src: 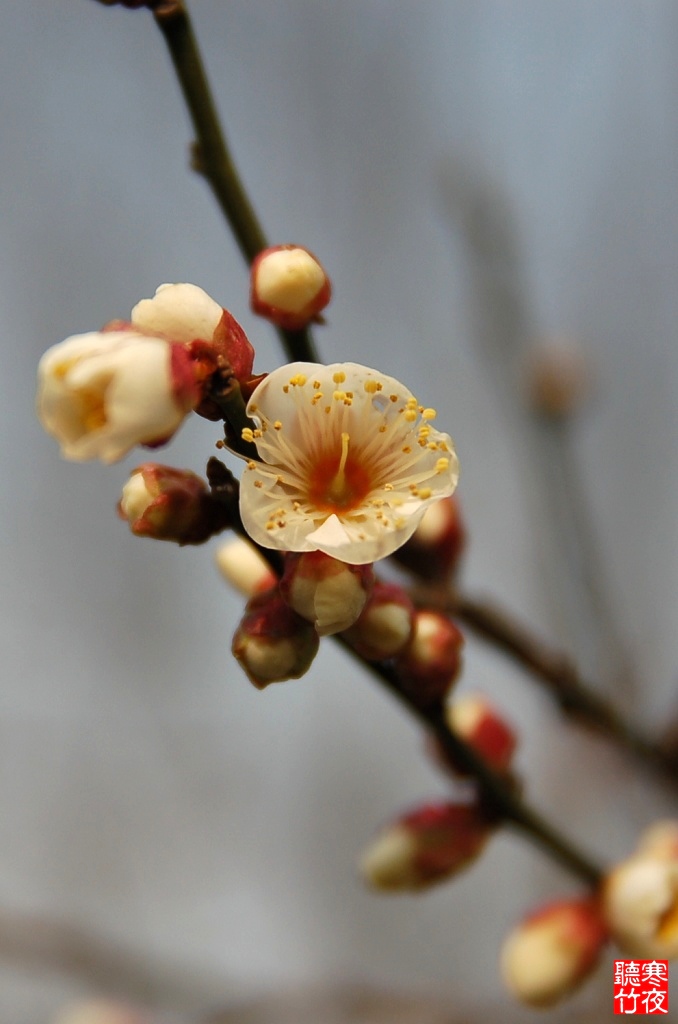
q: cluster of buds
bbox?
[360,800,495,892]
[602,818,678,959]
[250,245,331,330]
[501,818,678,1008]
[36,283,254,464]
[219,543,376,689]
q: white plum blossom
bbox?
[37,329,198,464]
[237,362,459,564]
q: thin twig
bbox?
[412,583,677,784]
[152,1,318,364]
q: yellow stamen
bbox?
[418,488,432,500]
[436,458,449,473]
[333,371,346,384]
[274,420,282,430]
[241,427,254,443]
[422,408,437,420]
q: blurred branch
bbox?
[439,160,636,700]
[0,906,230,1010]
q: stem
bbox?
[152,1,318,364]
[414,583,677,785]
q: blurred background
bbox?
[2,1,678,1021]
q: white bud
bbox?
[604,855,678,958]
[501,900,606,1008]
[215,538,277,597]
[131,282,223,344]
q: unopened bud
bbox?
[52,1000,149,1024]
[501,898,607,1008]
[132,282,255,389]
[392,496,466,582]
[118,463,221,544]
[280,551,374,636]
[447,693,516,775]
[215,537,277,597]
[637,819,678,861]
[232,590,319,690]
[250,245,331,330]
[342,582,414,660]
[395,611,464,709]
[525,338,591,419]
[360,801,493,892]
[603,854,678,958]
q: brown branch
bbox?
[412,583,678,784]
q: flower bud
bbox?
[342,582,414,660]
[232,590,319,690]
[500,898,607,1008]
[395,611,464,709]
[52,1000,149,1024]
[525,338,591,419]
[447,693,516,775]
[250,245,331,330]
[360,801,493,892]
[132,282,254,385]
[280,551,374,636]
[118,463,220,544]
[37,328,200,464]
[603,854,678,958]
[637,819,678,861]
[391,496,466,582]
[215,537,278,597]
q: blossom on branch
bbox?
[37,328,199,463]
[237,362,459,564]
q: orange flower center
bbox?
[307,432,372,513]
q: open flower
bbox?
[37,328,199,463]
[238,362,459,564]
